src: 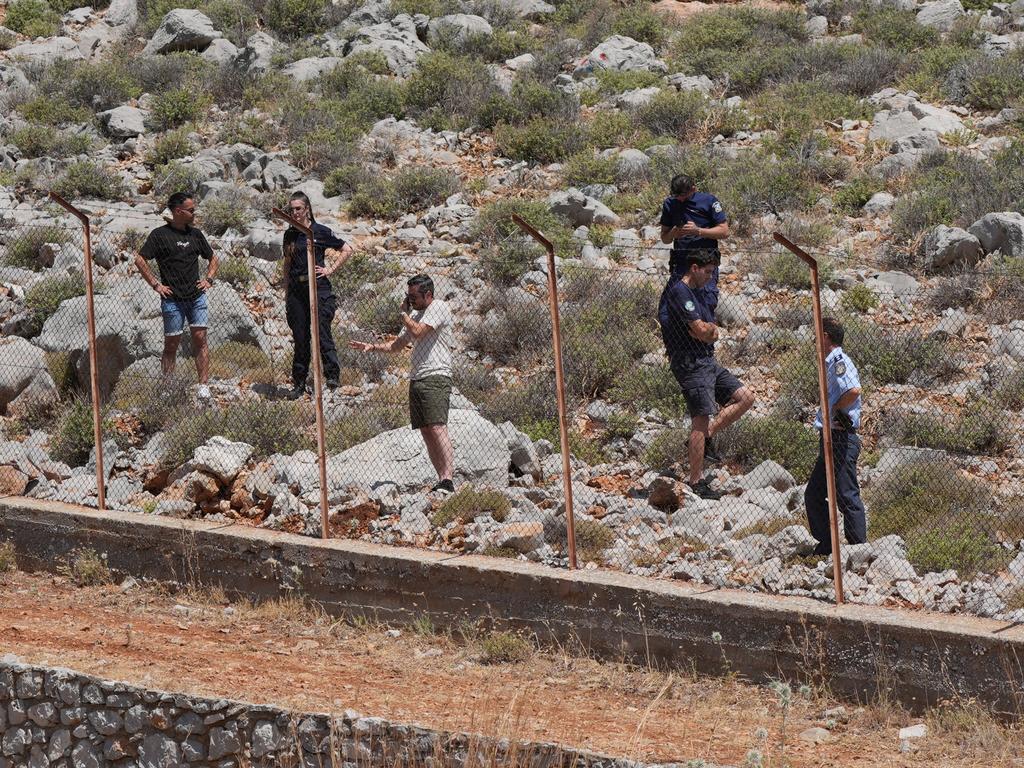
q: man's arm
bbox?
[663,221,730,242]
[687,318,719,344]
[400,313,433,340]
[835,388,861,411]
[198,252,218,291]
[350,336,408,353]
[134,254,173,297]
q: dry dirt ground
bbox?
[1,568,1023,767]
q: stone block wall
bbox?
[0,662,662,768]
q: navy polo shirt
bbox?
[660,192,728,308]
[284,221,346,285]
[658,276,715,361]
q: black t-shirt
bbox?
[139,224,213,301]
[284,222,346,287]
[658,275,716,361]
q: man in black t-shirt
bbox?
[134,192,219,399]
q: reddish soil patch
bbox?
[1,571,1020,766]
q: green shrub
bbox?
[264,0,329,39]
[471,199,574,283]
[329,250,400,301]
[200,188,253,235]
[714,152,818,228]
[325,396,405,453]
[610,4,671,47]
[404,51,498,131]
[585,110,638,150]
[160,400,309,469]
[868,460,1001,576]
[348,166,457,220]
[46,351,77,397]
[843,317,948,386]
[152,161,202,200]
[840,284,880,313]
[478,630,534,664]
[58,547,112,586]
[754,80,866,139]
[854,7,939,52]
[494,118,585,164]
[5,226,70,271]
[521,418,607,466]
[51,397,101,467]
[112,367,194,434]
[289,126,361,175]
[65,59,142,112]
[574,517,615,561]
[643,428,689,471]
[16,96,92,127]
[354,294,402,335]
[52,161,126,201]
[476,78,575,129]
[898,401,1008,456]
[718,415,819,482]
[478,238,546,287]
[5,0,59,37]
[433,485,512,527]
[24,273,87,337]
[452,361,500,406]
[215,257,255,289]
[957,50,1024,111]
[146,128,194,167]
[152,87,211,130]
[323,164,374,199]
[464,290,551,365]
[481,374,559,427]
[208,342,276,383]
[608,363,687,418]
[219,115,275,150]
[763,250,834,290]
[634,90,716,140]
[834,174,885,215]
[201,0,260,45]
[7,126,90,160]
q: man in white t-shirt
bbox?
[350,274,457,492]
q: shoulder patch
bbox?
[835,361,846,376]
[684,300,695,311]
[712,201,723,213]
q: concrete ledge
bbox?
[3,497,1024,715]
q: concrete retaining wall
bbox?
[3,498,1024,715]
[0,661,645,768]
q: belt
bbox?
[819,427,857,434]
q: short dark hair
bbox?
[822,317,845,346]
[167,192,192,210]
[684,250,718,273]
[670,174,696,196]
[407,274,434,296]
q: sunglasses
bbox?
[177,207,196,214]
[288,206,307,212]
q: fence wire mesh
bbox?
[2,203,1024,620]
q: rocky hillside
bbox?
[2,0,1024,620]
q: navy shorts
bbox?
[671,357,742,417]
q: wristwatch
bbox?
[205,275,215,284]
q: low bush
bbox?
[840,283,880,313]
[452,361,500,406]
[521,418,607,466]
[52,161,126,201]
[953,50,1024,112]
[322,164,374,199]
[843,317,948,386]
[152,87,211,130]
[478,630,533,664]
[608,363,687,418]
[57,547,112,587]
[7,125,90,160]
[112,367,194,434]
[433,485,512,527]
[464,290,551,365]
[562,151,618,187]
[46,352,77,397]
[215,256,255,289]
[574,517,615,561]
[5,0,59,37]
[263,0,330,40]
[833,175,885,215]
[593,68,663,95]
[16,97,91,127]
[146,128,194,167]
[219,115,275,150]
[634,90,735,141]
[354,294,402,335]
[0,541,15,575]
[325,394,406,453]
[64,58,142,112]
[50,397,101,467]
[868,460,1002,576]
[610,3,672,47]
[478,237,546,287]
[854,7,939,52]
[330,251,400,301]
[208,342,275,383]
[898,401,1008,456]
[404,51,499,131]
[480,373,559,427]
[24,273,87,338]
[718,415,819,482]
[494,118,586,164]
[152,161,202,201]
[160,400,309,469]
[4,226,70,271]
[200,188,253,235]
[349,166,459,220]
[642,428,689,471]
[762,250,835,290]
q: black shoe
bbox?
[431,479,455,493]
[687,479,723,501]
[287,384,306,400]
[325,377,339,389]
[703,436,721,464]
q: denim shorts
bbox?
[671,356,742,417]
[161,293,209,336]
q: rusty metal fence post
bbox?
[48,191,106,511]
[271,207,329,539]
[773,233,845,604]
[511,214,577,569]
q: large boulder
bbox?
[497,0,555,19]
[201,38,239,66]
[326,409,511,491]
[192,436,254,484]
[968,211,1024,257]
[235,32,280,75]
[916,0,965,31]
[8,37,85,64]
[921,225,983,270]
[142,10,222,55]
[868,110,931,143]
[427,14,493,44]
[98,106,147,139]
[908,102,965,135]
[577,35,667,76]
[282,56,345,83]
[345,15,430,78]
[0,338,56,414]
[547,188,620,227]
[106,0,139,27]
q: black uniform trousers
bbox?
[286,281,339,386]
[805,430,867,555]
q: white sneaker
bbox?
[197,384,211,400]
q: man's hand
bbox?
[401,296,411,314]
[155,283,174,298]
[349,341,373,352]
[834,409,854,431]
[196,278,212,292]
[678,221,700,237]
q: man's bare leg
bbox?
[191,327,209,384]
[161,335,181,376]
[708,386,755,439]
[689,415,710,485]
[420,424,454,481]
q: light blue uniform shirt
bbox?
[814,347,862,429]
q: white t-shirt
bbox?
[402,298,454,380]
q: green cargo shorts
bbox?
[409,375,452,429]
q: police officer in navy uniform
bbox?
[659,174,730,310]
[282,191,353,399]
[658,250,755,500]
[805,317,867,555]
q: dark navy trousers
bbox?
[286,284,340,386]
[805,430,867,555]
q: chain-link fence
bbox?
[2,201,1023,620]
